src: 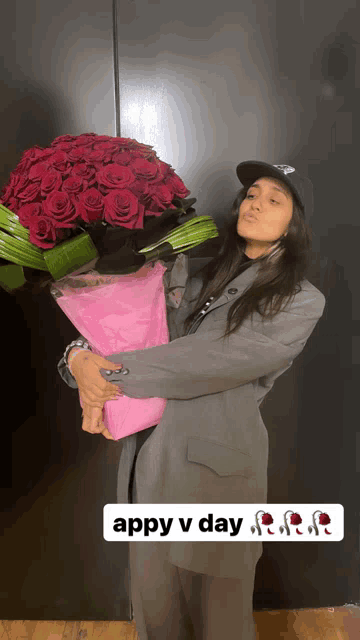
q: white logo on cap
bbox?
[273,164,295,174]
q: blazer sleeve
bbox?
[57,286,326,400]
[57,349,84,389]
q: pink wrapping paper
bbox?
[54,261,168,440]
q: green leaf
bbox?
[0,264,26,292]
[138,216,218,254]
[0,230,48,269]
[0,203,47,269]
[0,204,30,240]
[44,231,99,279]
[0,228,45,257]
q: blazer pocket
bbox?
[187,436,254,478]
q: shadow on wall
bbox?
[0,68,71,185]
[0,71,76,492]
[255,18,359,610]
[0,65,131,622]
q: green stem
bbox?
[139,216,217,254]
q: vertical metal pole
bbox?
[112,0,121,137]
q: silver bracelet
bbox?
[63,339,92,368]
[63,338,124,378]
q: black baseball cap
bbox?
[236,161,314,221]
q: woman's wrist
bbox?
[68,347,89,376]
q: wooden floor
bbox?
[1,607,360,639]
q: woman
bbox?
[57,161,326,640]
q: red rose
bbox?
[71,134,97,147]
[129,178,151,200]
[9,172,21,189]
[0,176,16,203]
[28,162,50,182]
[131,141,154,153]
[67,147,90,163]
[17,202,43,228]
[13,175,30,197]
[93,141,119,152]
[290,513,302,525]
[21,148,37,160]
[86,149,113,165]
[71,163,96,185]
[77,187,105,223]
[111,137,133,146]
[51,142,75,152]
[90,135,112,143]
[14,159,32,173]
[137,148,158,161]
[135,157,171,185]
[164,170,191,198]
[130,157,158,181]
[5,197,18,212]
[17,182,41,203]
[42,191,77,227]
[7,172,21,190]
[261,513,274,525]
[51,135,76,146]
[97,164,136,190]
[319,513,331,525]
[41,169,62,196]
[0,187,12,204]
[147,185,176,211]
[16,148,42,171]
[47,150,71,173]
[103,189,143,228]
[12,158,33,175]
[112,151,138,166]
[62,175,85,197]
[24,147,54,163]
[35,148,55,161]
[157,159,173,175]
[28,215,58,249]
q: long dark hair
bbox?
[183,185,313,342]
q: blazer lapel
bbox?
[186,261,260,334]
[204,262,260,312]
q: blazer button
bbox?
[228,288,238,294]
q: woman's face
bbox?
[237,176,294,258]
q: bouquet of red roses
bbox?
[0,133,218,440]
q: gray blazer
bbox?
[57,259,326,579]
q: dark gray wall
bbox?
[114,0,360,611]
[0,0,131,622]
[0,0,359,622]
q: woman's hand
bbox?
[70,350,121,440]
[81,402,115,439]
[70,349,123,407]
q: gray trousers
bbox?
[128,445,259,640]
